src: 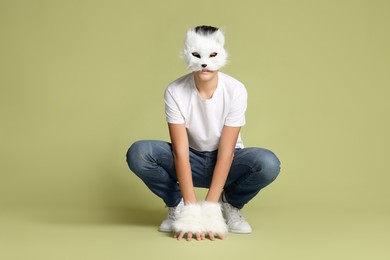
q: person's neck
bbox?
[194,73,219,100]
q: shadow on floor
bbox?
[27,206,167,227]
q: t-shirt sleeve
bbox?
[164,88,185,124]
[225,87,247,127]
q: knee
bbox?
[254,149,281,182]
[126,140,150,174]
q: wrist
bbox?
[183,194,198,205]
[205,188,223,203]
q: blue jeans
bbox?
[126,140,280,209]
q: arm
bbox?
[168,123,197,205]
[169,123,204,241]
[206,125,241,202]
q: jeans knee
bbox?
[255,149,281,182]
[126,141,148,174]
[265,151,280,182]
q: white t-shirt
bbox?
[164,72,247,152]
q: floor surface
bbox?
[1,204,389,260]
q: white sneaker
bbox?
[220,199,252,234]
[159,199,184,232]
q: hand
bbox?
[172,204,203,241]
[206,231,225,241]
[171,202,227,241]
[173,231,225,241]
[173,231,205,241]
[201,201,228,239]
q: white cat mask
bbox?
[182,28,228,71]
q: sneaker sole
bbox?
[229,228,252,234]
[159,227,173,233]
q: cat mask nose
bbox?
[201,64,207,68]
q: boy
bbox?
[126,25,280,241]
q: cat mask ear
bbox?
[213,29,225,46]
[182,27,228,71]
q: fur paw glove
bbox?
[172,202,228,236]
[172,204,203,234]
[201,201,228,235]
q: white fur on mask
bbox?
[182,28,228,71]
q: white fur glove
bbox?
[201,201,228,235]
[172,204,203,234]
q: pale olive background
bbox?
[1,0,389,259]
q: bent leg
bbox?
[126,140,182,207]
[224,148,281,209]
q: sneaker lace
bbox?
[224,203,245,225]
[167,207,178,221]
[166,199,183,221]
